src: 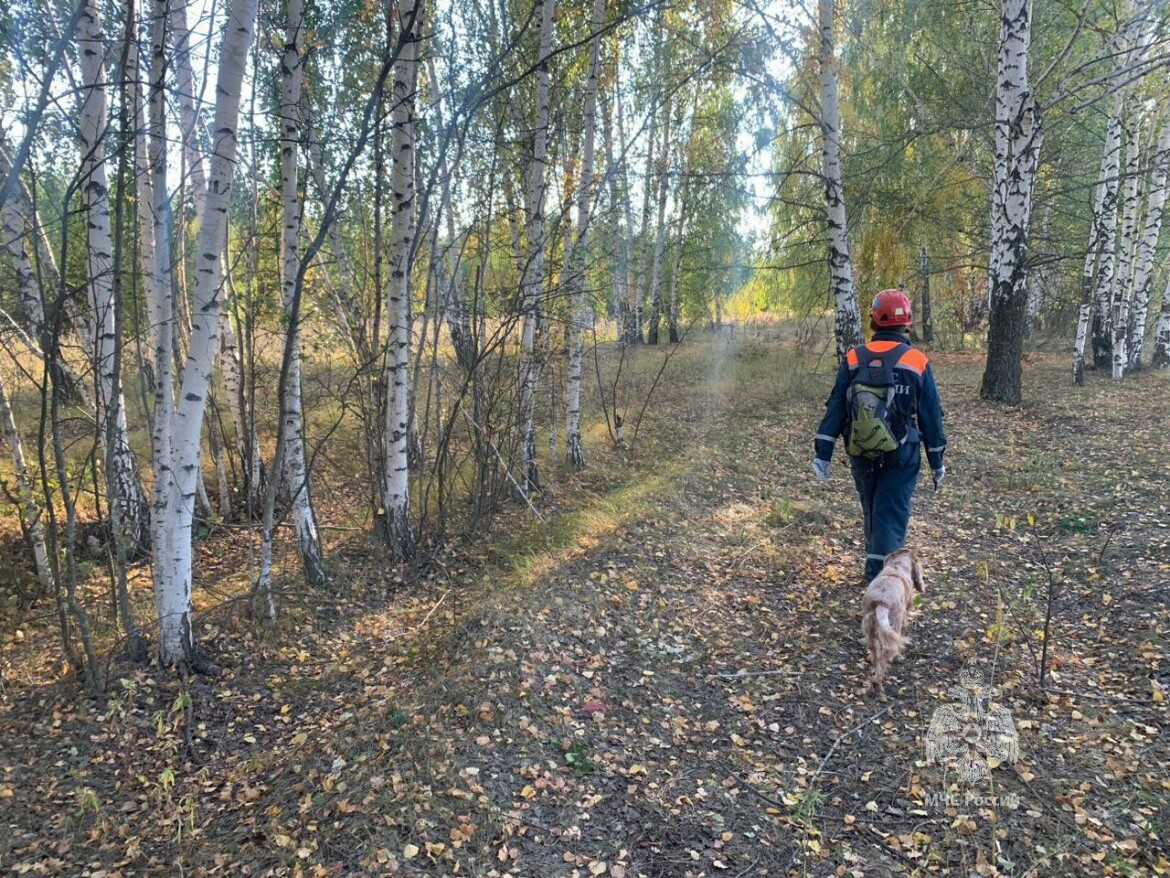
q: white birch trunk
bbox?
[980,0,1042,403]
[153,0,258,665]
[1074,104,1123,385]
[0,142,68,331]
[818,0,861,358]
[630,107,656,345]
[146,0,180,644]
[168,0,249,505]
[1127,121,1170,369]
[564,0,604,470]
[380,0,423,558]
[0,373,54,594]
[668,102,695,345]
[77,0,151,556]
[519,0,556,493]
[1111,119,1140,379]
[646,93,671,346]
[1152,274,1170,368]
[2,199,45,337]
[275,0,327,587]
[167,0,208,217]
[1092,100,1126,372]
[602,86,633,346]
[1026,203,1051,335]
[132,3,162,390]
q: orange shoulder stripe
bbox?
[866,340,903,353]
[896,348,929,374]
[846,348,859,367]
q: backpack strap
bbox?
[853,342,907,386]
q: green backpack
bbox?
[846,343,908,459]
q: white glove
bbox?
[932,465,946,491]
[813,459,831,482]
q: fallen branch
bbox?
[709,668,802,679]
[812,705,893,780]
[417,589,452,630]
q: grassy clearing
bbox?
[1,324,1168,877]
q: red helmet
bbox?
[870,289,913,327]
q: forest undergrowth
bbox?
[1,326,1168,877]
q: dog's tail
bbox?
[873,605,907,655]
[864,604,907,686]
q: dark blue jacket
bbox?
[814,330,947,470]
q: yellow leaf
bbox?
[403,844,419,859]
[520,785,536,799]
[590,862,607,876]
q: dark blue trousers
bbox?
[851,444,921,581]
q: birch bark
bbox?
[1111,118,1141,379]
[167,0,252,497]
[152,0,259,665]
[602,86,633,347]
[1127,120,1170,369]
[979,0,1042,403]
[818,0,861,358]
[519,0,556,493]
[276,0,327,586]
[919,246,935,344]
[646,95,671,346]
[666,183,688,344]
[380,0,424,558]
[564,0,605,470]
[630,107,656,345]
[1074,104,1122,385]
[77,0,151,556]
[1151,275,1170,368]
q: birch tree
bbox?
[380,0,423,559]
[1127,119,1170,369]
[630,96,657,345]
[818,0,861,358]
[564,0,605,470]
[151,0,259,665]
[1110,117,1141,378]
[1152,275,1170,368]
[603,85,636,347]
[167,0,253,502]
[979,0,1042,404]
[276,0,328,586]
[77,0,151,555]
[918,246,935,344]
[518,0,556,493]
[646,94,672,346]
[1074,103,1123,385]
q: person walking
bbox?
[813,289,947,582]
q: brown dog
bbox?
[861,548,924,689]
